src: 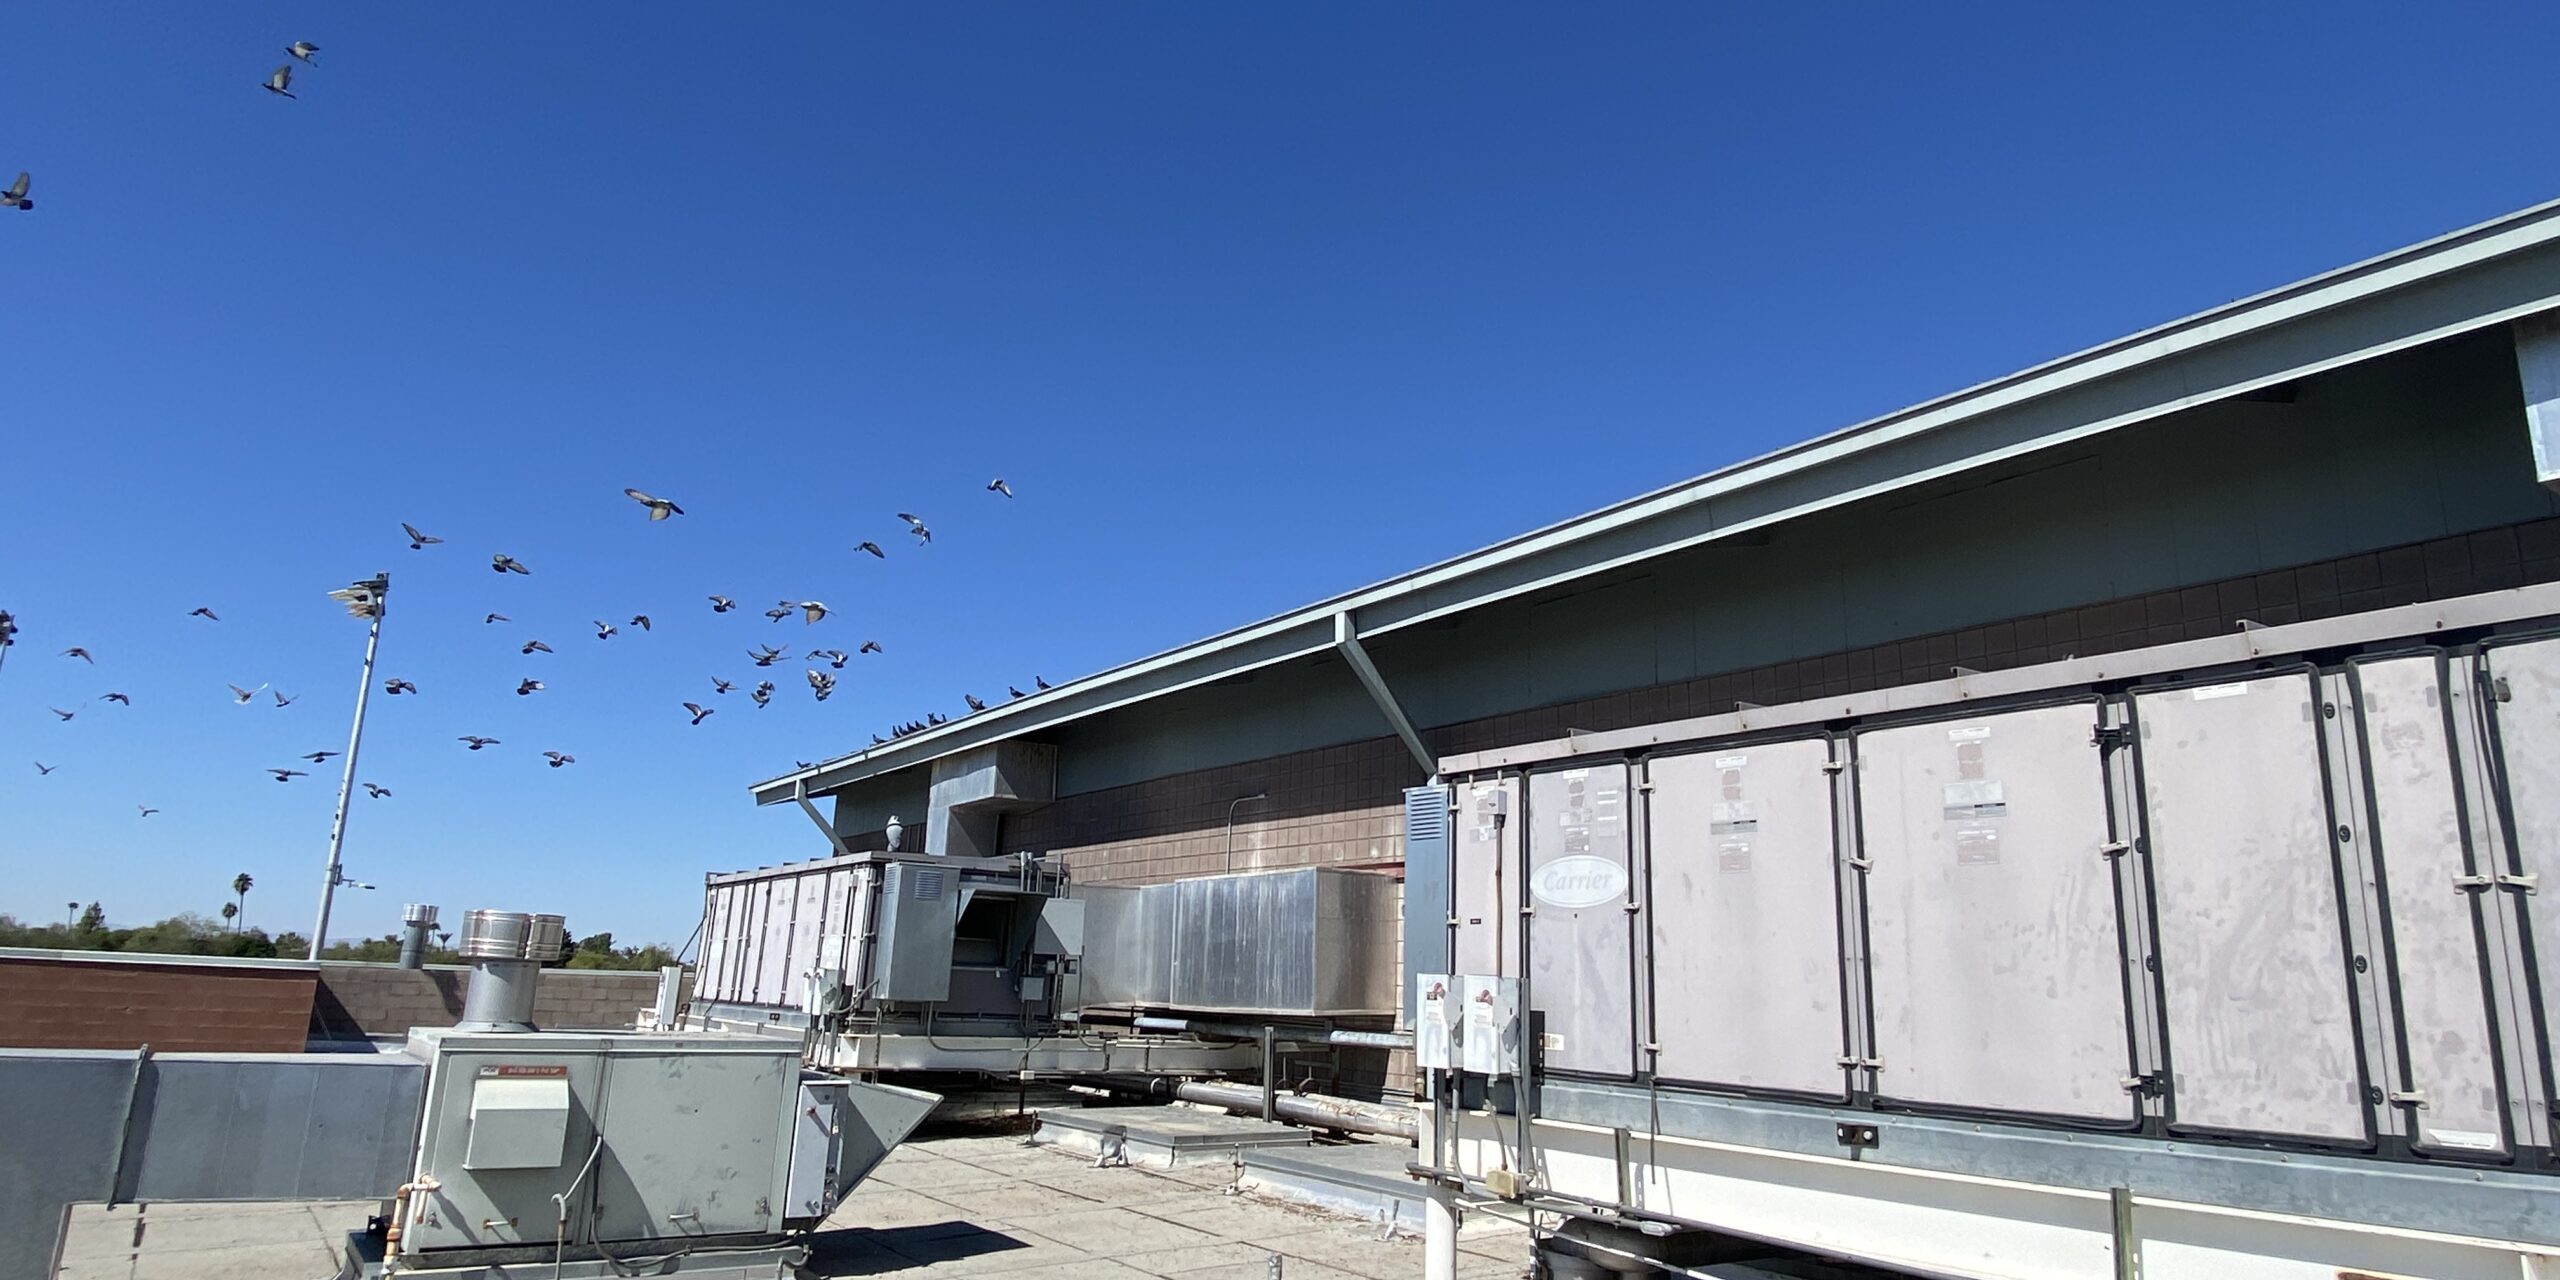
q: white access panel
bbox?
[1856,703,2134,1122]
[1453,778,1521,979]
[1645,741,1846,1095]
[2351,655,2509,1155]
[755,879,792,1005]
[739,882,773,1004]
[589,1047,796,1241]
[786,871,827,991]
[700,887,733,1002]
[821,867,855,984]
[2135,672,2367,1142]
[463,1073,570,1170]
[1528,764,1636,1077]
[2482,635,2560,1101]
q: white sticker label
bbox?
[1714,754,1749,770]
[2428,1128,2502,1151]
[1947,725,1992,742]
[1531,855,1628,908]
[2191,682,2251,701]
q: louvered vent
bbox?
[1405,786,1450,843]
[912,868,945,901]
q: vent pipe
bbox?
[455,909,566,1032]
[397,903,438,970]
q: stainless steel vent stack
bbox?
[397,903,439,970]
[455,909,567,1031]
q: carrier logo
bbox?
[1532,855,1627,908]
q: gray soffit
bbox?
[757,196,2560,803]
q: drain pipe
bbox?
[1090,1074,1417,1141]
[1100,1013,1413,1052]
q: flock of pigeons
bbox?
[12,479,1045,814]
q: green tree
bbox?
[220,902,239,929]
[76,903,105,934]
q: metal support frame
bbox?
[1335,611,1436,778]
[793,779,852,857]
[311,574,388,958]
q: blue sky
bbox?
[4,3,2557,946]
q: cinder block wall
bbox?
[313,963,669,1038]
[0,954,318,1052]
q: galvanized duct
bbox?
[454,910,567,1032]
[1089,1074,1417,1141]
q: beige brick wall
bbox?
[313,963,668,1037]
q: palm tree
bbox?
[221,902,239,929]
[66,901,79,928]
[232,873,254,931]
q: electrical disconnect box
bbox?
[1458,975,1520,1077]
[875,861,958,1002]
[1415,973,1456,1072]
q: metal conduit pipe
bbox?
[1089,1074,1418,1141]
[1116,1014,1412,1051]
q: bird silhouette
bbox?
[749,645,784,667]
[491,555,530,575]
[593,621,618,640]
[268,768,308,782]
[712,677,735,694]
[262,64,296,98]
[684,702,715,725]
[797,601,830,625]
[458,736,498,751]
[910,524,932,545]
[751,682,774,709]
[516,679,544,696]
[273,690,296,707]
[860,640,882,654]
[1009,686,1027,699]
[542,751,575,768]
[484,613,509,624]
[229,683,265,704]
[630,614,651,632]
[1035,676,1051,690]
[362,783,391,799]
[301,751,338,763]
[763,604,793,623]
[403,523,443,550]
[35,761,55,775]
[871,734,886,746]
[2,171,29,211]
[62,647,93,663]
[988,478,1013,497]
[385,679,418,695]
[50,708,75,721]
[189,607,220,622]
[138,805,159,817]
[897,512,925,528]
[856,541,885,559]
[523,639,553,655]
[286,40,319,64]
[808,649,847,669]
[102,693,131,705]
[624,488,685,520]
[927,712,948,726]
[709,595,736,612]
[964,694,987,712]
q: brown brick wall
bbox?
[1003,515,2560,883]
[0,956,318,1052]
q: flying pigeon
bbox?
[1009,686,1027,699]
[50,707,75,721]
[751,682,773,709]
[809,649,847,669]
[458,736,498,750]
[542,751,575,768]
[286,40,319,64]
[684,702,714,725]
[909,523,932,545]
[268,768,308,782]
[403,523,442,550]
[791,601,827,625]
[229,683,264,704]
[897,512,925,528]
[763,604,792,623]
[491,555,530,575]
[301,751,338,763]
[516,679,544,696]
[35,761,54,774]
[709,595,735,612]
[860,640,882,654]
[624,488,684,520]
[630,614,651,632]
[988,478,1013,497]
[484,612,509,624]
[593,621,618,640]
[102,692,131,705]
[964,694,987,712]
[712,677,735,694]
[1035,676,1051,690]
[385,678,417,695]
[189,607,220,621]
[856,541,885,559]
[362,782,390,798]
[138,805,159,817]
[805,668,831,691]
[523,639,553,655]
[749,645,783,667]
[273,690,295,707]
[2,171,29,211]
[63,647,93,663]
[262,64,296,98]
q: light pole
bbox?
[310,574,389,960]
